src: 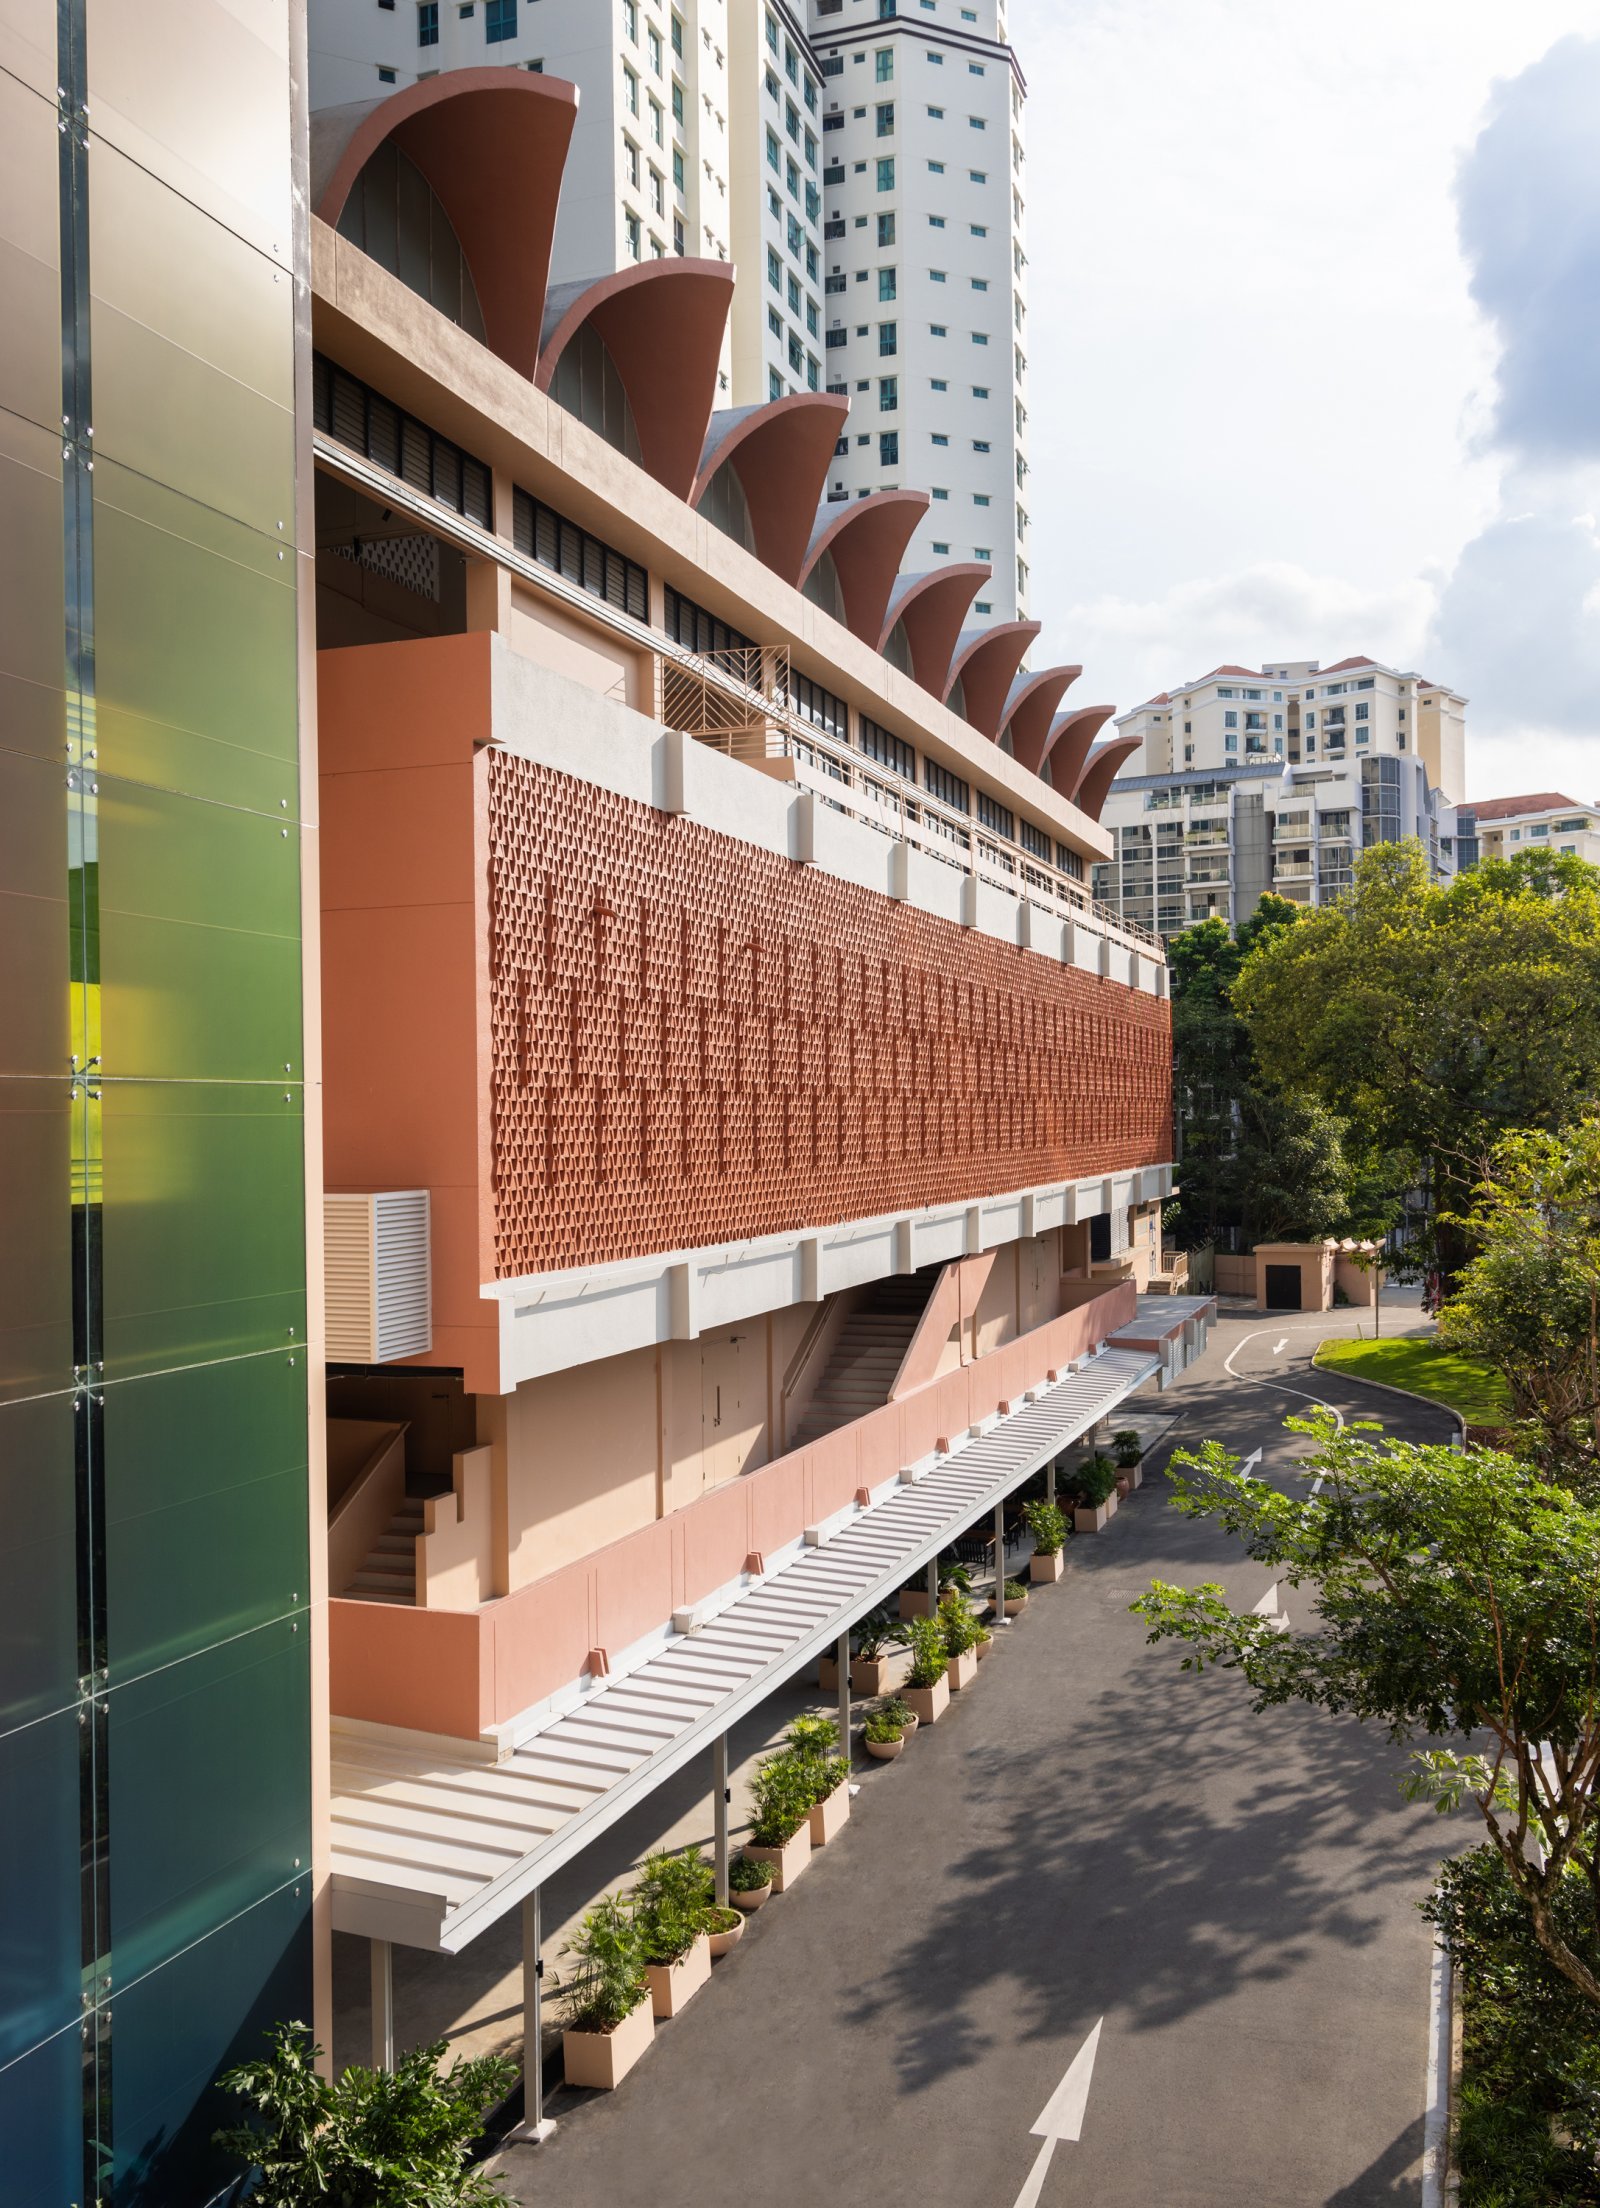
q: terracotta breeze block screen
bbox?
[488,753,1171,1277]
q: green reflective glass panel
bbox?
[99,1080,305,1382]
[0,72,61,435]
[0,1079,73,1403]
[90,140,294,542]
[111,1875,311,2208]
[107,1616,309,1988]
[96,773,301,1081]
[90,457,299,814]
[0,2020,82,2208]
[0,745,70,1078]
[0,408,66,698]
[0,1704,81,2071]
[105,1351,308,1681]
[0,1394,78,1732]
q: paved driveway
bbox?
[492,1301,1461,2207]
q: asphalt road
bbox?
[493,1301,1462,2208]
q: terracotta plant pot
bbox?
[1115,1473,1134,1500]
[730,1878,772,1913]
[898,1589,933,1621]
[707,1914,745,1958]
[947,1645,979,1691]
[808,1783,851,1846]
[903,1673,950,1727]
[562,1998,655,2092]
[1004,1591,1028,1618]
[744,1824,812,1893]
[645,1931,711,2020]
[1074,1500,1113,1535]
[865,1733,905,1761]
[851,1655,896,1695]
[1030,1549,1065,1584]
[818,1654,839,1691]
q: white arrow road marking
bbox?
[1012,2018,1103,2208]
[1238,1448,1263,1481]
[1251,1580,1290,1632]
[1222,1327,1345,1431]
[1272,1336,1289,1355]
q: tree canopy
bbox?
[1230,841,1600,1284]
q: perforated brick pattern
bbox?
[487,754,1171,1277]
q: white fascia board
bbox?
[484,1166,1167,1388]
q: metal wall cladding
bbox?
[487,753,1173,1277]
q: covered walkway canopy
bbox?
[330,1336,1182,1958]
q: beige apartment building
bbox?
[1467,791,1600,866]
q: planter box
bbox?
[974,1635,994,1662]
[1030,1550,1065,1585]
[563,1999,655,2092]
[899,1589,933,1620]
[851,1654,897,1696]
[818,1654,838,1691]
[1004,1591,1028,1618]
[730,1879,771,1913]
[903,1673,950,1727]
[1074,1500,1112,1534]
[808,1783,851,1846]
[707,1915,745,1957]
[947,1646,979,1691]
[645,1931,710,2020]
[744,1825,812,1893]
[865,1733,905,1761]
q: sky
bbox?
[1009,0,1600,801]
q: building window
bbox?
[877,211,896,246]
[878,266,897,299]
[924,759,970,813]
[665,585,755,661]
[791,671,848,740]
[485,0,515,38]
[313,353,492,526]
[879,429,899,464]
[878,321,898,354]
[648,22,662,71]
[875,46,894,80]
[879,375,898,409]
[624,210,642,259]
[876,101,895,135]
[859,713,915,780]
[624,0,638,37]
[418,1,439,44]
[377,65,397,82]
[977,791,1015,840]
[876,156,895,190]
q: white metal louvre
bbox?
[324,1191,431,1362]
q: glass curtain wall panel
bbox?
[0,3,314,2201]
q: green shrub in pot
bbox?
[853,1608,908,1661]
[747,1750,814,1846]
[904,1612,949,1688]
[1078,1454,1120,1508]
[560,1894,649,2033]
[1022,1499,1067,1555]
[727,1853,773,1896]
[937,1589,982,1658]
[1113,1426,1144,1469]
[863,1707,907,1746]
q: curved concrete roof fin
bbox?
[312,70,579,381]
[942,621,1043,739]
[1040,704,1116,794]
[876,565,990,698]
[537,260,735,500]
[691,394,851,585]
[1070,734,1143,820]
[1001,664,1082,774]
[800,490,930,646]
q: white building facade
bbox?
[808,0,1030,618]
[1096,657,1468,941]
[1467,792,1600,868]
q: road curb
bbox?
[1307,1353,1468,1445]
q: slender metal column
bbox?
[713,1733,730,1906]
[836,1629,851,1761]
[512,1889,556,2143]
[1046,1454,1057,1507]
[370,1938,394,2071]
[994,1500,1009,1625]
[926,1555,938,1606]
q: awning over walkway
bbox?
[330,1344,1162,1953]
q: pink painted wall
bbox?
[327,1280,1138,1739]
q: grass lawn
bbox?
[1312,1335,1512,1427]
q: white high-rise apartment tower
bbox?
[807,0,1030,620]
[308,0,829,409]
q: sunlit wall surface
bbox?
[0,4,313,2201]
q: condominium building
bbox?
[1095,657,1468,940]
[5,29,1202,2200]
[810,0,1031,618]
[1466,791,1600,867]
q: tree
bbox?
[1135,1415,1600,2006]
[213,2023,515,2206]
[1232,841,1600,1290]
[1440,1119,1600,1486]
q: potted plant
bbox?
[1003,1578,1029,1617]
[1023,1499,1068,1584]
[937,1589,982,1690]
[901,1613,949,1726]
[863,1706,909,1761]
[973,1620,995,1662]
[1113,1426,1144,1476]
[559,1895,654,2092]
[787,1715,852,1844]
[703,1902,745,1958]
[1074,1453,1120,1534]
[879,1692,917,1734]
[727,1853,773,1912]
[742,1750,814,1891]
[899,1556,973,1620]
[850,1608,909,1694]
[633,1849,713,2020]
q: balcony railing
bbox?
[654,643,1163,955]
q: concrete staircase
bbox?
[344,1493,426,1605]
[789,1273,936,1449]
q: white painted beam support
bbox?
[713,1734,730,1908]
[370,1937,394,2071]
[509,1890,555,2144]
